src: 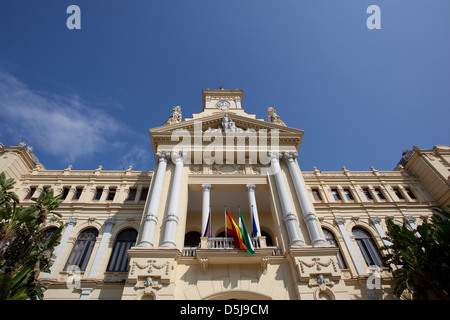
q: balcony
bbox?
[181,236,283,258]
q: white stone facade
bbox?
[1,89,448,300]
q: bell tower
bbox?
[202,88,243,111]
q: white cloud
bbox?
[115,142,154,171]
[0,70,124,162]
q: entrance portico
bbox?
[123,88,341,300]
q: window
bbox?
[261,231,274,247]
[39,187,50,199]
[322,228,347,269]
[393,188,405,200]
[24,187,36,200]
[331,189,341,201]
[65,228,99,271]
[405,188,417,199]
[40,227,59,247]
[72,187,83,200]
[352,227,384,268]
[93,187,103,200]
[107,229,138,272]
[140,188,149,201]
[184,231,201,247]
[311,189,322,201]
[343,189,354,201]
[374,188,385,200]
[107,188,116,201]
[61,187,70,200]
[363,188,373,200]
[127,188,137,201]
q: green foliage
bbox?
[0,172,63,300]
[382,207,450,300]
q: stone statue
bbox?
[221,114,244,133]
[267,107,286,126]
[164,106,182,125]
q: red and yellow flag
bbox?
[225,210,247,250]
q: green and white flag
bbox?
[239,208,255,255]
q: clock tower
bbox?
[202,88,243,111]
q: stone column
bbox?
[235,98,242,109]
[404,216,418,230]
[42,217,78,277]
[335,218,366,275]
[370,217,391,248]
[269,152,305,247]
[161,151,185,247]
[283,152,327,246]
[246,184,261,237]
[138,151,170,247]
[88,218,116,278]
[201,184,211,237]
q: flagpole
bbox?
[224,205,226,234]
[209,206,212,238]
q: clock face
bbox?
[216,100,230,108]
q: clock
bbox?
[216,100,230,108]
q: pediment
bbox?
[148,112,304,157]
[150,112,303,136]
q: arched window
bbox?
[64,228,98,271]
[184,231,201,247]
[352,227,384,268]
[40,227,59,247]
[261,231,273,247]
[322,228,347,269]
[107,229,138,272]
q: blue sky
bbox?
[0,0,449,172]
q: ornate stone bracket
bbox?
[308,274,335,289]
[200,258,208,272]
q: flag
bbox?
[251,205,259,237]
[225,210,247,250]
[203,207,212,238]
[239,208,255,255]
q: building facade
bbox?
[1,88,449,300]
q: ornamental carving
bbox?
[130,259,173,284]
[298,257,338,274]
[212,164,245,175]
[308,274,335,289]
[294,255,341,283]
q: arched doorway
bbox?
[203,290,272,300]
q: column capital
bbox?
[369,217,382,225]
[201,184,211,191]
[282,151,298,162]
[65,217,78,226]
[404,216,416,224]
[267,151,282,160]
[246,184,256,191]
[105,218,116,227]
[171,150,187,163]
[334,217,346,226]
[156,150,170,162]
